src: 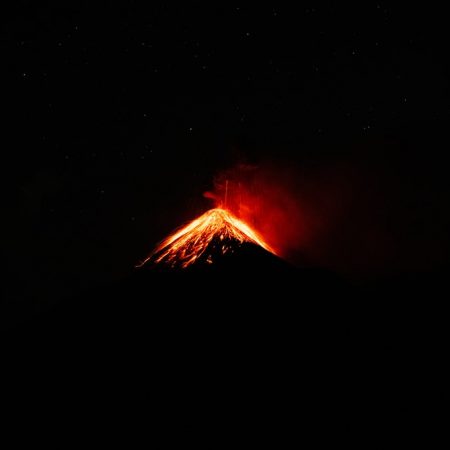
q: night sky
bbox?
[2,2,450,323]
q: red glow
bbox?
[206,161,409,276]
[204,165,317,260]
[204,163,354,267]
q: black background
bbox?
[2,2,450,327]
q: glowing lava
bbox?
[137,208,274,269]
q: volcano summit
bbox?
[136,208,285,271]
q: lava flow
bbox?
[137,208,274,269]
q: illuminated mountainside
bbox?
[137,208,277,270]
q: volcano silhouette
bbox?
[137,208,291,272]
[4,208,410,416]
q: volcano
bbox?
[4,208,410,417]
[137,208,288,271]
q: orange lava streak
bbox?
[137,208,274,269]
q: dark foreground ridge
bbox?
[2,252,445,430]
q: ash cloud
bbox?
[206,148,450,279]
